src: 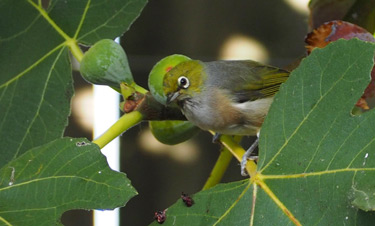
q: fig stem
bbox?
[93,111,143,149]
[202,146,233,190]
[66,39,84,62]
[132,83,148,94]
[202,135,244,190]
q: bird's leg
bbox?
[241,137,259,176]
[212,132,222,144]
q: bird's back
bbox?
[203,60,289,102]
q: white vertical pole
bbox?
[93,37,121,226]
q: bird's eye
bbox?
[177,76,190,89]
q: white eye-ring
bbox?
[177,76,190,89]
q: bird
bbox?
[163,60,289,176]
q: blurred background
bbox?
[63,0,310,225]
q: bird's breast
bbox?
[181,89,271,135]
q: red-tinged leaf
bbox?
[305,20,375,110]
[305,20,375,54]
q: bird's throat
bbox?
[177,99,187,108]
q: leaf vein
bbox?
[12,47,67,161]
[0,216,12,226]
[78,1,132,40]
[0,175,123,192]
[304,111,342,172]
[212,181,251,225]
[261,167,374,180]
[0,43,64,89]
[73,0,91,39]
[260,52,366,173]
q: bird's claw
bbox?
[240,137,259,176]
[241,155,259,176]
[241,156,249,176]
[212,133,221,144]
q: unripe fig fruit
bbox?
[149,120,200,145]
[80,39,133,87]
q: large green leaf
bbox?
[46,0,147,45]
[149,39,375,225]
[0,137,137,225]
[0,0,147,168]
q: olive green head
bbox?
[163,60,206,104]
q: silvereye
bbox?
[163,60,289,175]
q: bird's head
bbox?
[163,60,206,105]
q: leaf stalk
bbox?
[93,111,143,149]
[202,147,233,190]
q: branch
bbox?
[123,90,186,121]
[93,111,143,149]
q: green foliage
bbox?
[0,0,146,224]
[149,39,375,225]
[0,0,146,167]
[150,180,253,226]
[0,138,136,225]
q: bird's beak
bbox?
[166,92,180,104]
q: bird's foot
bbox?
[240,137,259,176]
[212,133,222,144]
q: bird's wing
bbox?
[204,60,289,102]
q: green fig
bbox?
[148,54,191,105]
[80,39,133,87]
[150,120,200,145]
